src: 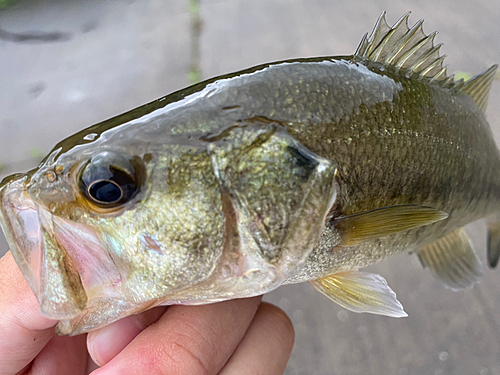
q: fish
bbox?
[0,12,498,336]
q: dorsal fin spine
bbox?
[365,12,391,57]
[395,31,437,69]
[356,12,497,111]
[420,55,447,78]
[408,43,442,72]
[365,12,389,55]
[355,33,369,56]
[386,19,424,65]
[371,13,411,60]
[355,12,450,83]
[454,78,466,90]
[429,66,448,83]
[442,75,455,86]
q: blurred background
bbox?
[1,0,499,374]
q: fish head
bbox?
[0,127,228,321]
[0,120,338,333]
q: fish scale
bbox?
[0,12,498,334]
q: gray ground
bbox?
[1,0,499,374]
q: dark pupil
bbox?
[89,180,122,203]
[82,164,138,207]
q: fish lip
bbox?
[0,175,43,298]
[0,175,91,319]
[1,174,126,321]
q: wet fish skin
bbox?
[285,59,500,281]
[0,81,339,332]
[0,12,498,334]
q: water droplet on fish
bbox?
[439,351,449,361]
[337,310,348,322]
[140,234,163,255]
[83,133,98,141]
[243,269,261,279]
[205,88,217,98]
[221,265,231,278]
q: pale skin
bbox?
[0,251,295,375]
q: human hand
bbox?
[0,251,88,374]
[0,250,295,374]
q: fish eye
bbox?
[79,152,140,208]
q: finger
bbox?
[29,334,88,375]
[219,302,295,375]
[0,251,57,375]
[92,296,263,375]
[87,306,168,366]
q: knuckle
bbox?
[166,338,210,375]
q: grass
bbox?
[0,0,17,9]
[188,0,201,83]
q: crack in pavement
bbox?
[0,27,72,43]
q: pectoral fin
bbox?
[310,271,407,318]
[332,205,448,247]
[418,228,483,290]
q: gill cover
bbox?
[206,121,337,275]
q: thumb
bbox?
[0,251,58,374]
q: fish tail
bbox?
[487,217,500,268]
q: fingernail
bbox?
[87,306,167,366]
[88,316,144,366]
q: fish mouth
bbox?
[0,175,122,320]
[0,175,44,299]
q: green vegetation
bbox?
[454,71,472,82]
[0,0,17,10]
[455,63,500,82]
[188,0,199,14]
[29,148,43,160]
[188,68,201,84]
[188,0,201,84]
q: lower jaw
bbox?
[0,179,44,299]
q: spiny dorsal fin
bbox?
[418,228,483,291]
[355,12,449,83]
[459,65,498,113]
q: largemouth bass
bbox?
[0,12,498,336]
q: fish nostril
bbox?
[46,171,56,183]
